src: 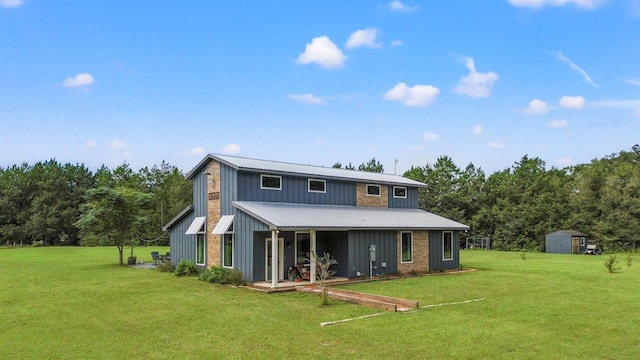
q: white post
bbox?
[271,229,278,288]
[310,230,317,284]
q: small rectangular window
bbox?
[223,234,233,268]
[261,174,281,190]
[443,231,453,261]
[308,179,326,193]
[580,237,585,246]
[366,184,381,196]
[401,232,413,263]
[196,234,205,265]
[393,186,407,198]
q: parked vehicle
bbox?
[584,244,602,255]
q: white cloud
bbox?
[288,93,326,105]
[383,82,440,107]
[423,132,440,142]
[345,28,382,49]
[108,140,127,150]
[390,39,403,47]
[559,95,585,109]
[0,0,23,8]
[547,119,569,128]
[622,78,640,86]
[525,99,550,114]
[555,157,573,167]
[509,0,603,9]
[452,57,498,98]
[190,147,206,156]
[554,51,599,87]
[473,124,483,135]
[84,141,96,149]
[223,143,240,155]
[489,142,505,149]
[62,73,94,88]
[388,0,418,12]
[296,36,346,70]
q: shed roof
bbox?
[162,205,193,231]
[187,154,426,187]
[233,201,469,231]
[547,230,588,237]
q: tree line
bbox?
[1,147,638,252]
[0,160,191,247]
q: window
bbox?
[393,186,407,198]
[443,231,453,261]
[308,179,326,193]
[261,174,281,190]
[223,234,233,268]
[196,234,205,265]
[401,232,413,263]
[580,237,585,246]
[366,184,381,196]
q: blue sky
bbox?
[1,0,638,175]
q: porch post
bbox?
[271,229,278,288]
[310,230,316,284]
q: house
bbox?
[163,154,469,287]
[545,230,588,254]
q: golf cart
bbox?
[584,244,602,255]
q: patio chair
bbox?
[150,251,160,265]
[296,263,311,280]
[165,252,171,261]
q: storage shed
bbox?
[545,230,588,254]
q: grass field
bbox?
[1,247,638,359]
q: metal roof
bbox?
[548,230,587,237]
[162,205,193,231]
[187,154,426,187]
[233,201,469,231]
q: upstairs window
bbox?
[308,179,326,193]
[261,174,281,190]
[366,184,381,196]
[393,186,407,198]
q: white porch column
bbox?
[310,230,317,284]
[271,229,278,288]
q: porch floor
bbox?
[252,277,350,290]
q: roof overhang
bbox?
[233,201,469,231]
[162,205,194,231]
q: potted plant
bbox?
[127,240,136,265]
[288,267,296,282]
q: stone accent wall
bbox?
[397,230,428,273]
[356,183,388,207]
[206,161,221,268]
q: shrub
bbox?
[157,259,175,273]
[31,240,45,247]
[199,266,246,285]
[520,252,527,260]
[410,269,419,276]
[226,268,246,286]
[604,255,621,273]
[175,260,200,277]
[626,254,633,269]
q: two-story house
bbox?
[163,154,469,287]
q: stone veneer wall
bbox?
[356,183,388,207]
[397,230,428,273]
[206,160,221,268]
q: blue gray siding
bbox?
[429,230,460,271]
[237,172,356,205]
[235,209,269,282]
[348,230,397,277]
[545,233,586,254]
[220,162,237,214]
[169,212,199,266]
[387,187,419,208]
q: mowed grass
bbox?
[1,248,638,359]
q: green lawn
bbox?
[1,247,638,359]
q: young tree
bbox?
[75,187,152,265]
[311,251,338,306]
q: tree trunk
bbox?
[118,245,124,265]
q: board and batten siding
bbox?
[387,186,419,208]
[348,230,397,277]
[428,230,460,271]
[169,212,199,266]
[235,209,268,282]
[236,171,356,206]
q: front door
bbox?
[265,238,284,281]
[571,237,579,254]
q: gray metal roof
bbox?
[162,205,194,231]
[233,201,469,231]
[547,230,587,237]
[187,154,426,187]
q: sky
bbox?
[1,0,639,176]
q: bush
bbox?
[175,260,200,277]
[157,259,175,273]
[31,240,45,247]
[604,255,621,273]
[199,266,246,285]
[626,254,633,269]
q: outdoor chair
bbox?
[150,251,160,265]
[165,252,171,261]
[296,263,311,280]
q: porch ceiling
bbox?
[233,201,469,231]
